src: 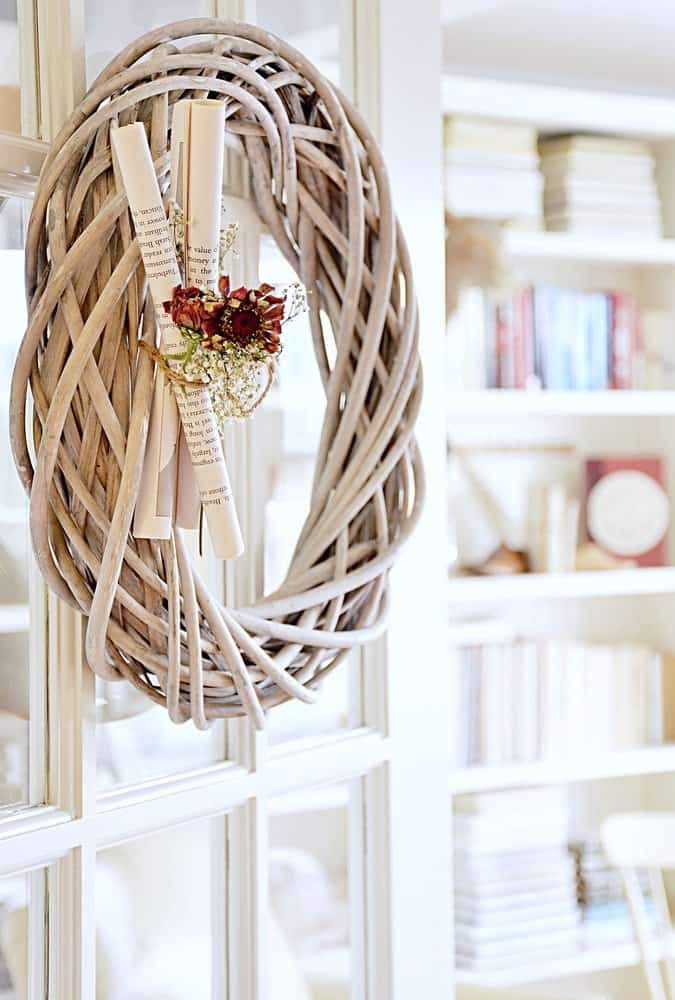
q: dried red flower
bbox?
[163,276,287,356]
[163,284,203,331]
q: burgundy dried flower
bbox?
[163,285,203,331]
[164,277,287,356]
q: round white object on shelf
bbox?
[587,469,669,557]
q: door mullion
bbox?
[210,816,229,999]
[50,843,95,1000]
[28,533,48,808]
[227,795,269,1000]
[27,866,48,1000]
[362,766,392,1000]
[34,0,85,141]
[349,3,452,998]
[215,0,257,18]
[348,778,368,1000]
[31,2,96,998]
[17,0,39,137]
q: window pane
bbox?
[0,870,45,998]
[96,680,224,789]
[256,0,341,85]
[85,0,204,85]
[266,657,357,747]
[258,233,362,746]
[269,782,362,999]
[0,197,36,812]
[96,819,217,998]
[252,7,357,745]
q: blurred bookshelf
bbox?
[444,67,675,994]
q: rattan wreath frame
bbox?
[10,18,423,729]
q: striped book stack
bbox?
[454,788,580,972]
[539,134,662,237]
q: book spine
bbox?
[533,288,552,388]
[468,288,488,390]
[610,292,638,389]
[513,287,536,389]
[484,293,498,389]
[586,293,610,391]
[496,299,513,388]
[647,650,664,745]
[511,291,525,390]
[565,290,585,390]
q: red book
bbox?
[520,287,535,388]
[510,288,534,390]
[610,292,640,390]
[585,456,669,566]
[511,293,523,389]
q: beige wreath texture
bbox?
[10,19,423,729]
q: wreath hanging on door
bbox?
[10,19,423,729]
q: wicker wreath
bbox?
[10,18,423,729]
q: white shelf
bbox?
[448,389,675,417]
[448,567,675,605]
[442,73,675,138]
[455,935,675,988]
[451,745,675,795]
[505,229,675,268]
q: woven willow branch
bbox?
[10,18,423,729]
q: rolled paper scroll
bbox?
[125,102,190,539]
[169,99,201,531]
[131,344,178,538]
[174,100,243,543]
[112,121,244,559]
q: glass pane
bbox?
[96,819,216,998]
[0,871,40,998]
[0,2,22,134]
[256,0,341,85]
[258,232,361,746]
[266,657,356,747]
[96,679,224,789]
[252,6,354,744]
[85,0,203,85]
[269,782,361,999]
[0,197,34,811]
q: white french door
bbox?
[0,2,451,998]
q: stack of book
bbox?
[444,116,543,229]
[538,135,662,237]
[455,639,663,767]
[454,788,579,972]
[446,285,647,391]
[569,839,654,948]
